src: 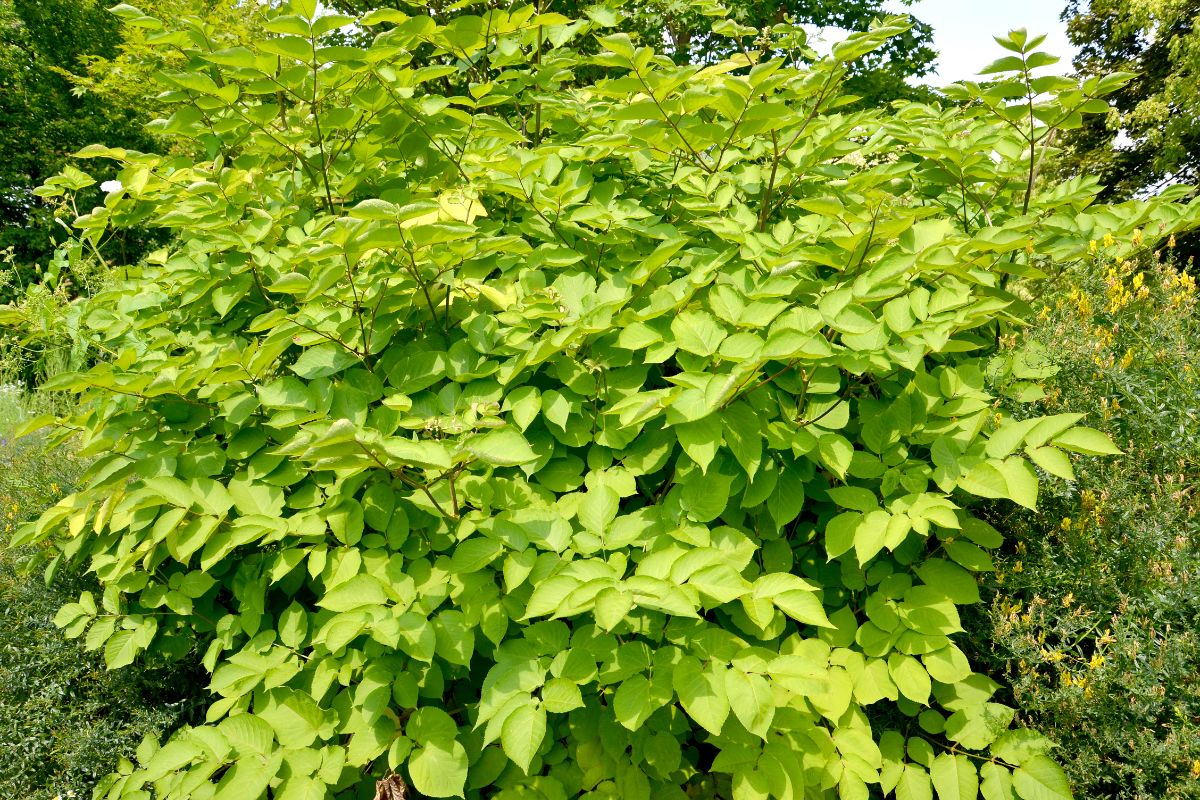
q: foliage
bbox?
[0,389,203,800]
[67,0,270,125]
[1058,1,1200,257]
[0,244,108,387]
[17,4,1200,800]
[328,0,938,106]
[0,0,155,285]
[972,236,1200,799]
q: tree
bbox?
[18,2,1199,799]
[0,0,269,303]
[1060,0,1200,200]
[329,0,938,105]
[0,0,152,280]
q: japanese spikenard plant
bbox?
[18,3,1200,799]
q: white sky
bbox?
[883,0,1077,84]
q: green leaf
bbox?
[1025,446,1074,481]
[578,486,619,534]
[408,707,458,744]
[931,753,978,800]
[594,587,634,631]
[915,559,980,604]
[889,654,931,705]
[291,343,359,378]
[673,658,729,736]
[980,763,1016,800]
[212,755,277,800]
[350,198,399,219]
[897,764,934,800]
[1051,427,1121,455]
[450,538,504,573]
[104,629,140,669]
[318,574,389,612]
[772,589,833,628]
[220,714,275,756]
[408,739,468,798]
[957,461,1009,500]
[724,668,774,739]
[278,602,308,648]
[675,415,723,473]
[688,564,750,605]
[672,310,726,357]
[945,703,1016,750]
[825,511,862,560]
[818,434,854,480]
[541,677,584,713]
[501,702,546,774]
[1012,756,1071,800]
[997,457,1039,509]
[464,429,537,466]
[614,675,667,731]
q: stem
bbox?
[309,33,336,215]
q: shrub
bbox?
[974,241,1200,799]
[15,4,1200,800]
[0,391,202,800]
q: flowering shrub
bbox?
[976,238,1200,799]
[12,3,1200,799]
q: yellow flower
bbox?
[1089,239,1098,254]
[1061,517,1072,530]
[1089,653,1106,669]
[1131,228,1143,246]
[1168,234,1177,249]
[1103,232,1116,247]
[1120,349,1134,370]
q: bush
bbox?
[0,391,202,800]
[15,3,1200,799]
[974,242,1200,799]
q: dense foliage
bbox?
[0,390,203,800]
[1059,0,1200,259]
[973,239,1200,799]
[0,0,153,281]
[13,3,1200,800]
[0,0,267,301]
[329,0,937,106]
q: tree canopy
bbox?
[1060,0,1200,200]
[0,0,150,271]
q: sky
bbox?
[882,0,1078,85]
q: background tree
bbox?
[1059,0,1200,200]
[329,0,938,105]
[0,0,268,303]
[0,0,152,281]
